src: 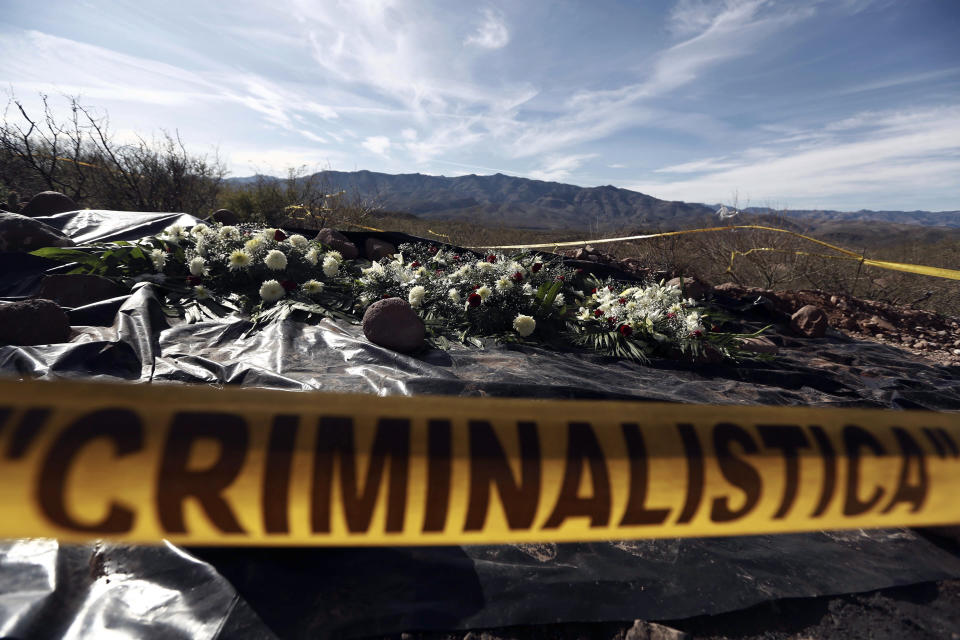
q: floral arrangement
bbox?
[32,222,765,362]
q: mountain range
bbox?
[226,170,959,232]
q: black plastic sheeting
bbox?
[3,210,960,639]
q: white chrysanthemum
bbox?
[477,285,491,301]
[477,261,495,274]
[305,247,320,265]
[554,293,565,307]
[244,237,262,253]
[193,285,210,299]
[150,248,166,272]
[448,288,461,303]
[326,250,343,263]
[264,249,287,271]
[189,256,207,276]
[219,225,239,239]
[685,312,704,333]
[259,279,286,302]
[626,301,638,311]
[416,266,429,277]
[522,283,534,295]
[164,225,187,241]
[303,279,324,295]
[228,249,252,270]
[496,277,513,291]
[408,285,426,308]
[288,234,308,249]
[259,228,278,241]
[194,237,209,258]
[513,314,536,337]
[322,255,339,277]
[191,223,211,236]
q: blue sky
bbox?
[1,0,958,211]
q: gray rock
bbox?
[37,274,127,308]
[738,336,779,355]
[624,619,689,640]
[790,304,828,338]
[666,276,709,299]
[0,210,76,252]
[364,238,397,261]
[19,191,78,218]
[209,208,239,225]
[315,228,359,260]
[362,297,425,353]
[0,298,71,345]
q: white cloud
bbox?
[529,154,598,182]
[465,8,509,49]
[401,128,418,140]
[362,135,391,155]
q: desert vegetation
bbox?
[3,95,957,316]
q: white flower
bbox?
[303,279,324,295]
[448,288,461,303]
[228,249,252,270]
[189,256,207,276]
[322,255,339,277]
[326,250,343,263]
[219,225,239,239]
[259,228,278,241]
[259,279,286,302]
[164,225,187,241]
[685,312,704,334]
[554,293,565,307]
[362,261,385,276]
[244,237,262,253]
[264,249,287,271]
[305,247,320,265]
[477,261,495,274]
[577,307,591,321]
[477,285,491,300]
[496,277,513,291]
[193,285,210,299]
[150,248,166,272]
[288,234,308,249]
[522,283,534,295]
[513,314,536,337]
[408,285,426,308]
[191,223,211,237]
[194,237,210,258]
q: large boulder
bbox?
[666,276,709,299]
[0,211,75,252]
[208,208,239,225]
[364,238,396,261]
[314,228,359,260]
[362,297,425,353]
[791,304,828,338]
[37,274,127,308]
[0,298,71,345]
[19,191,78,218]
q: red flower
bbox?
[607,285,614,291]
[274,229,287,241]
[667,312,676,319]
[619,324,633,337]
[556,275,565,281]
[468,293,482,307]
[575,268,584,274]
[692,330,703,338]
[608,316,617,325]
[594,309,604,317]
[486,254,497,263]
[281,279,297,291]
[186,275,202,285]
[436,269,444,275]
[591,288,597,294]
[618,297,626,304]
[410,261,421,268]
[511,271,524,282]
[429,245,438,254]
[473,284,480,290]
[531,262,543,273]
[453,254,461,261]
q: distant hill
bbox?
[225,170,958,231]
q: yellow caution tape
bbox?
[1,379,959,546]
[468,225,960,281]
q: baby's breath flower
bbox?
[228,249,252,270]
[302,279,324,295]
[189,256,206,277]
[259,279,285,302]
[264,249,287,271]
[513,314,536,337]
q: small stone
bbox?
[19,191,78,218]
[869,315,897,332]
[830,295,838,305]
[362,298,425,353]
[37,274,127,308]
[791,305,828,338]
[936,330,948,337]
[315,228,359,260]
[713,282,740,293]
[875,333,884,340]
[209,208,239,225]
[0,210,75,252]
[953,349,960,356]
[364,238,397,261]
[0,298,71,345]
[666,276,709,299]
[738,336,779,355]
[838,316,858,331]
[914,340,929,350]
[954,339,960,348]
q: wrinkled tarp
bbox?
[2,210,960,639]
